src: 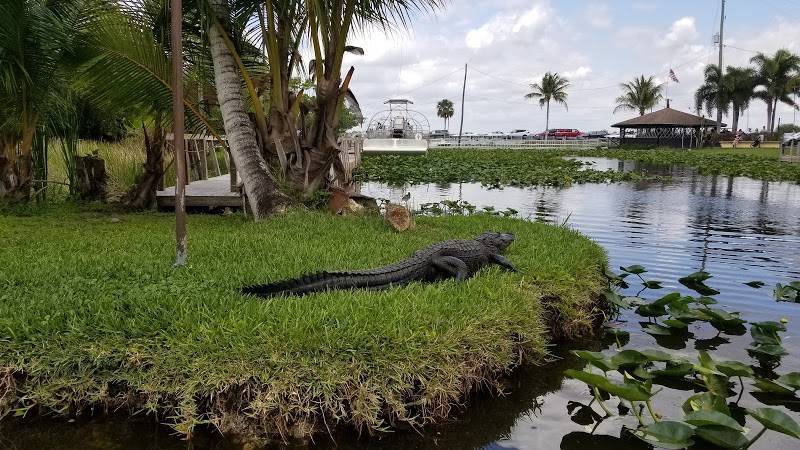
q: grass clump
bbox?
[355,148,800,187]
[0,209,606,441]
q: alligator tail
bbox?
[241,269,409,298]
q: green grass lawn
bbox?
[0,208,606,440]
[354,147,800,187]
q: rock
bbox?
[345,199,365,214]
[384,203,415,232]
[350,193,380,211]
[110,217,121,223]
[328,188,374,215]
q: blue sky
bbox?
[340,0,800,133]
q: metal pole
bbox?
[716,0,725,132]
[457,63,467,146]
[171,0,187,266]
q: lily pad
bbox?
[631,421,695,449]
[565,369,652,401]
[684,410,743,431]
[747,407,800,439]
[753,378,796,396]
[694,425,749,449]
[620,265,647,275]
[715,361,753,378]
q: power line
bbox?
[394,66,465,97]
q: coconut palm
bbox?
[724,66,757,132]
[525,72,569,140]
[0,0,81,200]
[205,0,445,219]
[436,99,454,130]
[613,75,664,116]
[751,49,800,132]
[695,64,731,128]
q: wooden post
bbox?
[208,139,222,176]
[185,141,193,184]
[229,151,237,192]
[171,0,187,266]
[197,139,208,180]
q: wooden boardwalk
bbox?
[156,175,241,208]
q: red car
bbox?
[536,128,583,139]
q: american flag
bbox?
[669,69,680,83]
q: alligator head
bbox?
[475,231,515,252]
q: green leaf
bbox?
[694,425,749,449]
[663,319,688,329]
[572,350,617,372]
[777,372,800,391]
[749,344,787,357]
[631,421,695,449]
[753,378,796,396]
[620,265,647,274]
[752,321,787,333]
[744,280,765,288]
[640,349,673,362]
[696,296,718,305]
[564,369,652,401]
[747,407,800,438]
[683,392,731,415]
[610,350,649,367]
[684,410,743,431]
[643,323,672,335]
[653,361,694,377]
[603,291,632,309]
[643,280,663,289]
[716,360,753,378]
[652,292,682,307]
[636,303,668,318]
[681,271,712,283]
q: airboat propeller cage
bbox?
[363,99,429,155]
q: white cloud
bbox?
[661,17,698,49]
[465,3,551,49]
[564,66,593,79]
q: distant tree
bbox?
[695,65,731,128]
[751,49,800,132]
[613,75,664,116]
[724,66,757,132]
[776,123,800,134]
[525,72,569,140]
[436,99,454,130]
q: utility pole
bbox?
[716,0,725,132]
[457,63,467,146]
[171,0,188,266]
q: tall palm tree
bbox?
[695,64,731,128]
[525,72,569,140]
[436,99,454,130]
[614,75,664,116]
[751,49,800,132]
[724,66,757,132]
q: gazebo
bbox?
[612,101,724,148]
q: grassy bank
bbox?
[355,147,800,187]
[0,209,607,441]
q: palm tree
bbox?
[695,65,731,128]
[613,76,664,116]
[751,49,800,132]
[525,72,569,140]
[0,0,80,200]
[724,66,757,132]
[436,99,454,130]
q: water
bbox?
[2,158,799,449]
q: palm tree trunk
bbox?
[544,101,550,140]
[207,0,286,219]
[766,100,774,132]
[731,108,739,133]
[771,98,779,132]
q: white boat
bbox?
[363,99,429,155]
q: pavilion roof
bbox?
[612,106,724,128]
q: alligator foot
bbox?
[433,256,471,281]
[492,254,518,272]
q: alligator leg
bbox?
[432,256,471,281]
[492,254,518,272]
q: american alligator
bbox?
[241,231,517,298]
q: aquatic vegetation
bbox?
[354,148,800,188]
[566,266,800,449]
[354,149,654,187]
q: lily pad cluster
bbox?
[567,265,800,449]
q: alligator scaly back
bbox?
[240,231,517,298]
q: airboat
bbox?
[362,99,429,155]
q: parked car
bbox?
[582,130,608,139]
[507,129,534,139]
[429,129,449,139]
[535,128,583,139]
[487,130,506,138]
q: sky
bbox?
[338,0,800,134]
